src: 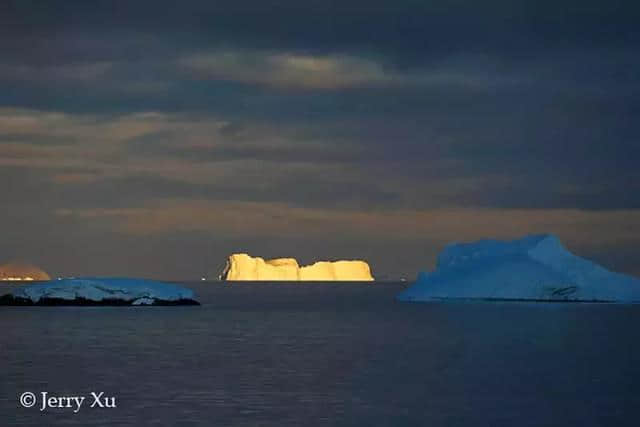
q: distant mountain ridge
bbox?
[0,261,50,281]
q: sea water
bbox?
[1,282,639,426]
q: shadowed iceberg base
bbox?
[398,234,640,303]
[0,277,199,306]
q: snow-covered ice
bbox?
[397,234,640,303]
[1,277,199,305]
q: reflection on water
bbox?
[1,282,639,426]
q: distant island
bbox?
[0,261,50,281]
[220,253,374,281]
[397,234,640,303]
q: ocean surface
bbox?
[1,281,639,426]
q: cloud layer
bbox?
[1,1,639,278]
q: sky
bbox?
[0,0,639,279]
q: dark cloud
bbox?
[0,132,78,146]
[2,1,639,61]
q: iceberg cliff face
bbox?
[221,254,374,281]
[397,234,640,303]
[221,254,301,281]
[1,277,199,305]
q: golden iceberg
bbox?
[221,254,374,281]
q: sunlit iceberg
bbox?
[0,277,199,306]
[397,234,640,303]
[221,253,374,281]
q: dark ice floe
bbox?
[0,277,199,306]
[397,234,640,303]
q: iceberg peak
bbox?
[436,233,566,271]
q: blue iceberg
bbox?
[0,277,199,306]
[397,234,640,303]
